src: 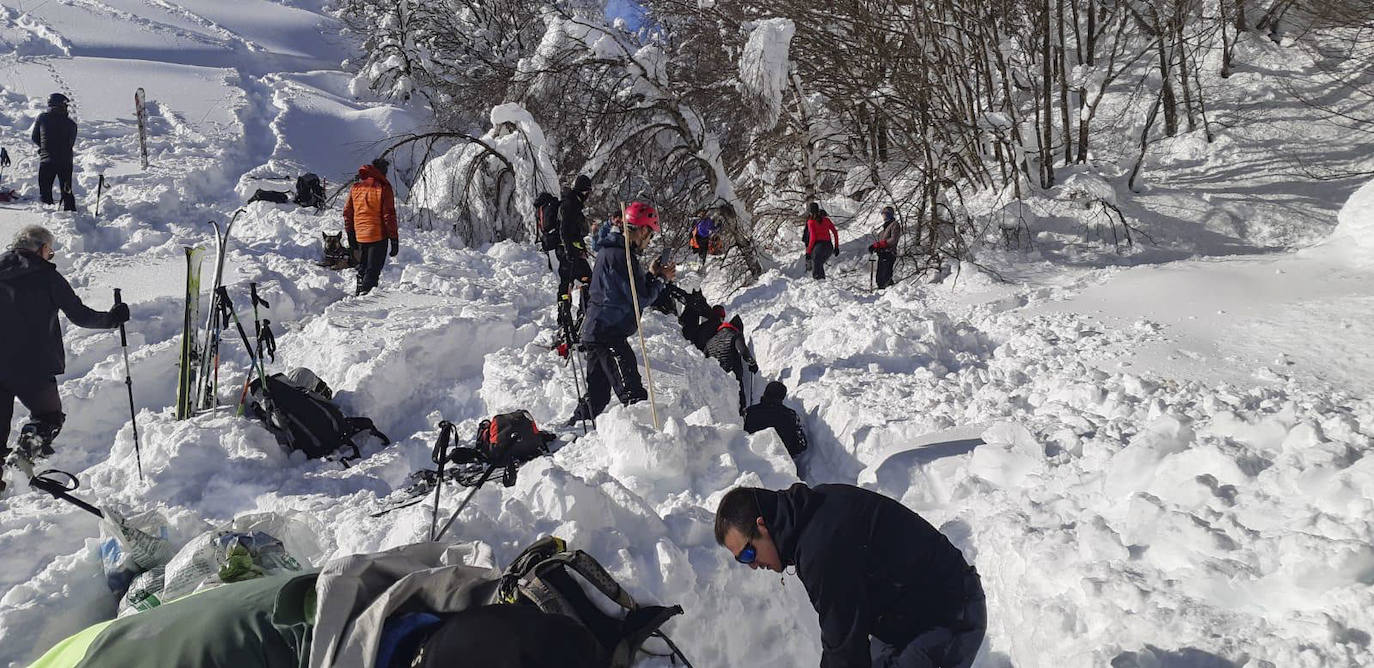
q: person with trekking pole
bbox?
[716,483,986,668]
[870,206,902,290]
[565,201,673,427]
[0,226,129,492]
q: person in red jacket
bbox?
[805,202,839,279]
[344,157,399,296]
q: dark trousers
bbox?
[38,160,76,211]
[1,375,65,459]
[876,249,897,288]
[694,234,710,264]
[355,240,389,295]
[811,241,833,279]
[571,339,646,422]
[871,570,986,668]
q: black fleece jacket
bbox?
[0,249,117,378]
[761,483,974,667]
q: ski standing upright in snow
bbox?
[134,88,149,170]
[176,246,206,420]
[193,209,244,414]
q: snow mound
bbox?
[1322,177,1374,267]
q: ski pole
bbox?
[869,254,876,291]
[621,201,660,431]
[433,463,498,541]
[31,470,104,518]
[95,174,105,218]
[114,289,143,482]
[428,421,454,541]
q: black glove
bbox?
[748,363,759,374]
[389,238,399,257]
[834,248,840,257]
[346,230,357,248]
[804,253,812,260]
[868,244,877,253]
[110,302,130,324]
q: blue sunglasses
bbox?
[735,541,757,565]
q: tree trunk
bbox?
[1156,34,1178,136]
[1177,22,1197,133]
[1041,0,1056,187]
[1129,91,1164,192]
[1058,0,1074,163]
[1219,0,1234,77]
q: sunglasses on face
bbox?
[735,541,757,565]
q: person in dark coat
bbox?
[31,93,78,211]
[705,314,757,415]
[715,483,985,668]
[870,206,902,289]
[568,202,674,425]
[678,298,721,354]
[743,381,809,470]
[555,175,594,333]
[0,226,128,490]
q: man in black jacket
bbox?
[31,93,79,211]
[1,226,128,490]
[743,381,808,472]
[715,483,985,668]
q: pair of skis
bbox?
[177,209,264,420]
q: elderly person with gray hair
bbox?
[0,225,127,491]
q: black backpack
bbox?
[535,192,561,252]
[498,537,690,668]
[293,173,326,208]
[473,411,554,479]
[247,368,389,464]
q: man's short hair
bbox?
[11,225,54,253]
[714,487,764,546]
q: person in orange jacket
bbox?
[344,157,398,296]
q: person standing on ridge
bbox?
[31,93,78,211]
[567,202,675,426]
[715,483,986,668]
[870,206,902,289]
[0,226,129,492]
[344,157,398,296]
[705,313,757,415]
[743,381,809,474]
[806,202,839,279]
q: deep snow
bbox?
[2,3,1374,668]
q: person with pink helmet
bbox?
[567,201,676,426]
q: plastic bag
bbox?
[119,566,165,617]
[99,507,174,595]
[156,529,303,605]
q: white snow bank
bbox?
[1321,176,1374,267]
[738,18,795,130]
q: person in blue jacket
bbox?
[567,202,676,425]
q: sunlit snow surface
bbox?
[2,3,1374,667]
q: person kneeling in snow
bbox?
[567,202,675,426]
[716,483,986,668]
[344,157,399,296]
[0,226,128,491]
[743,381,809,474]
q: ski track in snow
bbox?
[1,6,1374,668]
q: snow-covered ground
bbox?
[3,3,1374,668]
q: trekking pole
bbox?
[216,287,269,391]
[30,470,104,518]
[113,289,143,482]
[621,201,660,431]
[427,421,455,541]
[94,174,106,218]
[432,462,499,541]
[869,254,877,291]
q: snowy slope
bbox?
[2,4,1374,668]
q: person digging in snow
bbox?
[806,202,840,279]
[705,311,757,415]
[870,206,902,289]
[743,381,809,474]
[344,157,399,296]
[31,93,79,211]
[0,226,129,492]
[716,483,986,668]
[567,201,675,426]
